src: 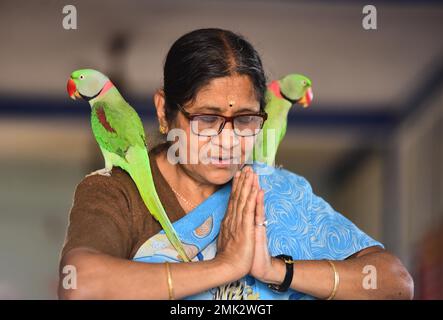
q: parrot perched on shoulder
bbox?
[253,74,313,166]
[67,69,190,262]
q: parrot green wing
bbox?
[91,101,145,159]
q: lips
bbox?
[211,156,237,162]
[212,158,232,163]
[208,155,241,166]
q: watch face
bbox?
[272,254,294,292]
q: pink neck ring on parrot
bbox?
[98,80,114,97]
[268,80,283,99]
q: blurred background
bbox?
[0,0,442,299]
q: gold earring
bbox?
[159,125,167,134]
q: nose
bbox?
[211,121,240,149]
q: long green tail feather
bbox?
[123,146,191,262]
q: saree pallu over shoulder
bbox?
[134,183,231,263]
[133,163,384,300]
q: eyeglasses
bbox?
[177,104,268,137]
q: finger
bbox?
[231,170,241,195]
[237,172,258,228]
[225,194,234,226]
[236,168,255,223]
[236,167,253,207]
[255,189,265,225]
[241,175,259,228]
[253,172,259,189]
[255,172,261,189]
[224,172,241,228]
[242,175,259,228]
[228,170,240,217]
[254,189,270,256]
[226,173,238,215]
[235,166,249,197]
[229,167,248,230]
[231,166,249,214]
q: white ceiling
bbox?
[0,0,442,111]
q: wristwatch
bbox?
[267,254,294,292]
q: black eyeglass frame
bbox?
[176,103,268,137]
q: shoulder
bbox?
[253,163,315,226]
[253,163,384,260]
[74,167,139,211]
[253,163,314,199]
[77,167,132,191]
[64,168,143,260]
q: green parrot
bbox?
[67,69,190,262]
[253,74,313,166]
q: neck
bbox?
[100,80,114,96]
[156,150,219,210]
[267,81,293,117]
[268,80,284,99]
[88,80,117,105]
[268,80,294,108]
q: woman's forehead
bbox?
[191,104,260,115]
[189,75,259,113]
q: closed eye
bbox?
[236,116,254,124]
[197,115,221,124]
[234,107,260,114]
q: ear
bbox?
[153,89,169,132]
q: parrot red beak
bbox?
[67,78,81,100]
[298,87,313,108]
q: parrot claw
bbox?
[85,168,112,177]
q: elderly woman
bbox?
[58,28,413,300]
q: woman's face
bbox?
[168,74,260,186]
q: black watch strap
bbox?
[267,254,294,292]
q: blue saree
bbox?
[133,163,383,300]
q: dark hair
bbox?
[162,28,267,123]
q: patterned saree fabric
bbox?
[133,163,383,300]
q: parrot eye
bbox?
[302,80,307,86]
[79,75,85,80]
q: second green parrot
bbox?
[253,74,313,166]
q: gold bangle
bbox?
[326,260,339,300]
[165,262,174,300]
